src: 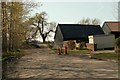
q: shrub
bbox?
[67,40,76,50]
[79,42,86,49]
[2,50,24,62]
[115,37,120,53]
[30,44,40,48]
[47,42,54,49]
[115,37,120,48]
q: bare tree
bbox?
[91,18,100,25]
[78,18,100,25]
[28,12,56,43]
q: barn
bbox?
[102,22,120,38]
[54,24,104,48]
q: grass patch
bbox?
[51,48,90,54]
[2,50,25,79]
[51,48,118,61]
[91,52,118,61]
[68,50,90,54]
[51,48,58,50]
[29,44,41,48]
[50,48,58,53]
[2,50,24,62]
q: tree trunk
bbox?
[9,3,13,51]
[9,21,12,51]
[42,37,46,43]
[2,2,8,53]
[2,29,8,53]
[10,2,18,51]
[41,34,46,43]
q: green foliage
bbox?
[2,50,24,62]
[91,53,118,61]
[51,48,58,50]
[115,37,120,48]
[1,2,39,53]
[30,44,40,48]
[77,48,90,50]
[47,42,54,49]
[115,37,120,53]
[68,50,89,54]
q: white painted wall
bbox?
[88,34,115,49]
[88,36,94,44]
[102,23,111,35]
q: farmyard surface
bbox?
[5,47,118,79]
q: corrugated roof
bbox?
[105,22,120,32]
[58,24,104,41]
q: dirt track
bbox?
[5,47,118,79]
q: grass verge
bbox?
[91,52,118,61]
[51,48,90,54]
[68,50,90,54]
[2,49,25,79]
[2,50,24,62]
[51,48,118,61]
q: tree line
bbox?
[1,1,39,54]
[1,1,57,54]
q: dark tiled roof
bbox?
[58,24,104,41]
[105,22,120,32]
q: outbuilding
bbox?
[102,22,120,38]
[88,34,115,50]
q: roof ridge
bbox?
[105,21,120,23]
[105,21,120,31]
[58,24,100,26]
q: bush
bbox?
[2,50,24,62]
[115,37,120,53]
[30,44,40,48]
[115,37,120,48]
[47,42,54,49]
[67,40,76,50]
[79,42,86,49]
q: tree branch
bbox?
[41,19,44,33]
[32,23,37,26]
[44,30,53,38]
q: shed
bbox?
[54,24,104,48]
[88,34,115,49]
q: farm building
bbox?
[102,22,120,38]
[54,24,104,49]
[88,34,115,50]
